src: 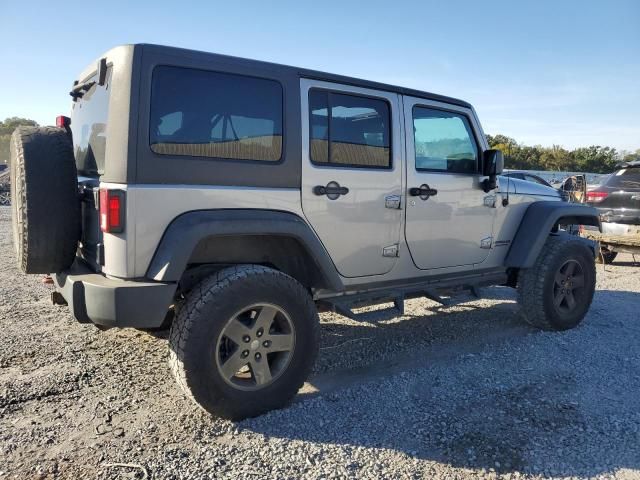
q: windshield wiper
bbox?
[69,58,108,101]
[69,80,96,101]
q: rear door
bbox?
[403,96,496,270]
[300,79,403,278]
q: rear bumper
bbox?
[594,208,640,226]
[53,263,176,328]
[583,221,640,236]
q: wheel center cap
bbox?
[250,339,260,351]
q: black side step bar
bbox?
[318,272,506,321]
[321,288,451,321]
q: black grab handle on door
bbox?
[409,186,438,197]
[313,184,349,197]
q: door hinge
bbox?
[382,244,400,257]
[385,195,402,209]
[480,237,493,249]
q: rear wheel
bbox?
[169,265,319,419]
[10,126,80,273]
[517,236,596,331]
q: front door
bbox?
[403,97,496,270]
[300,79,403,278]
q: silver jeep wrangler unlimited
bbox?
[10,44,600,419]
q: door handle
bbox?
[409,184,438,199]
[313,181,349,200]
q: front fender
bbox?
[504,201,600,268]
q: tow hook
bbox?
[51,291,67,306]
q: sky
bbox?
[1,0,638,151]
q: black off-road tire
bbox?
[595,249,617,264]
[169,265,320,420]
[517,236,596,331]
[10,126,80,274]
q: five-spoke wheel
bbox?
[169,265,319,420]
[552,259,586,315]
[216,304,295,390]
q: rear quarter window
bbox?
[605,168,640,189]
[149,66,283,162]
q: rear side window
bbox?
[605,168,640,189]
[309,90,391,169]
[412,107,478,174]
[150,66,283,162]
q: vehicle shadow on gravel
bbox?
[608,259,640,267]
[241,289,640,478]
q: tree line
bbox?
[487,134,639,174]
[0,117,39,163]
[1,117,638,173]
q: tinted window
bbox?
[71,67,112,176]
[605,168,640,189]
[412,107,478,173]
[309,90,391,168]
[150,66,283,162]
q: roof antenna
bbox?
[502,142,512,207]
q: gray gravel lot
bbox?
[1,205,640,479]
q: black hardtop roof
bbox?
[137,43,473,109]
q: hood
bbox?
[498,176,561,198]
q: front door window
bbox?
[412,107,478,174]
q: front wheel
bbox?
[517,236,596,331]
[169,265,319,420]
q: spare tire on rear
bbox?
[10,126,80,274]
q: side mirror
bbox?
[482,149,504,176]
[481,149,504,192]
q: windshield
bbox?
[70,67,112,176]
[605,168,640,189]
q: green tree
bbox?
[539,145,571,171]
[0,117,39,164]
[570,146,618,173]
[622,149,640,163]
[487,133,629,174]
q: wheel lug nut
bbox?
[241,350,249,358]
[263,340,271,348]
[242,335,251,343]
[256,328,263,338]
[255,352,262,360]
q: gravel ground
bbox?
[1,205,640,479]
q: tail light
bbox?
[56,115,71,128]
[99,189,125,233]
[586,191,608,203]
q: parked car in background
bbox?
[503,171,553,187]
[582,160,640,263]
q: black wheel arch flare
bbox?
[146,209,344,292]
[505,201,600,268]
